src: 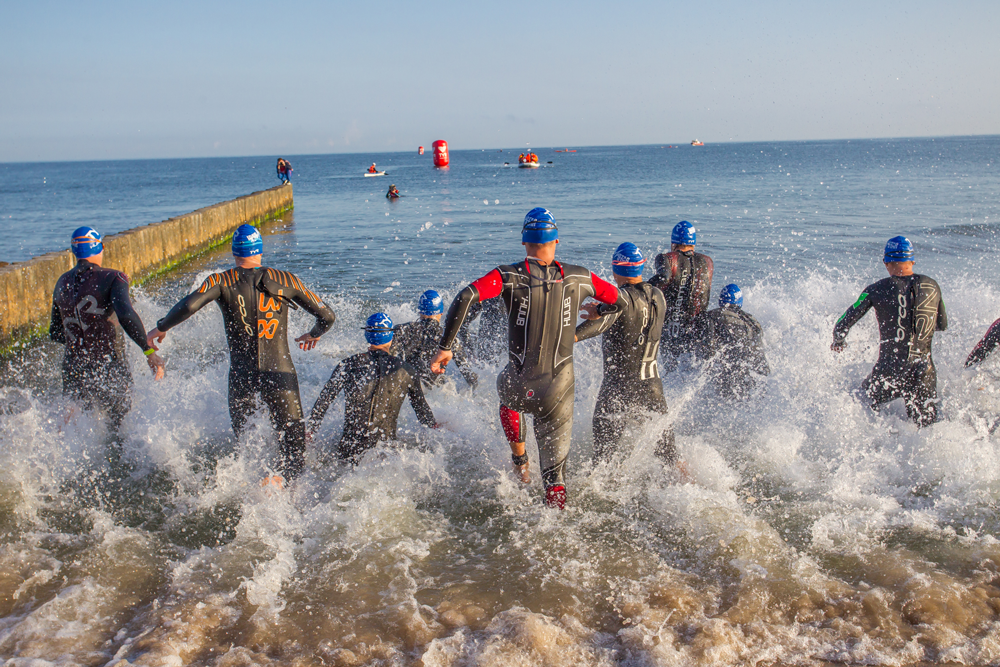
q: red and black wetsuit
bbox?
[696,305,769,400]
[833,274,947,427]
[576,281,675,464]
[308,349,436,464]
[156,266,336,479]
[390,318,478,389]
[439,258,624,491]
[49,261,155,432]
[649,250,713,360]
[966,318,1000,367]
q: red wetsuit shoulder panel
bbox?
[471,269,503,301]
[590,272,619,305]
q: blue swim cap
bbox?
[522,207,558,244]
[883,235,915,263]
[719,284,743,308]
[611,242,645,278]
[671,221,696,246]
[71,226,103,259]
[232,224,263,257]
[364,312,394,345]
[418,290,445,316]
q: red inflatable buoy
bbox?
[432,140,449,168]
[418,146,424,155]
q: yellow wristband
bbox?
[144,348,156,356]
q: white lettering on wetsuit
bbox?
[516,297,529,326]
[895,293,908,343]
[562,297,572,327]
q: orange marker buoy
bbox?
[432,140,449,168]
[418,146,424,155]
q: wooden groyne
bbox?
[0,184,293,351]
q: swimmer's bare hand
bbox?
[296,333,320,351]
[431,349,452,374]
[830,341,845,353]
[579,302,601,320]
[676,460,693,484]
[147,352,166,380]
[146,328,166,350]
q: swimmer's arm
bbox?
[966,317,1000,367]
[155,278,223,333]
[575,307,619,342]
[408,378,438,428]
[832,287,873,351]
[109,273,154,352]
[936,295,948,332]
[308,363,345,432]
[49,302,66,345]
[287,275,336,337]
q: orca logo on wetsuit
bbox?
[894,293,909,343]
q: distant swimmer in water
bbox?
[965,317,1000,367]
[368,163,378,174]
[431,208,626,508]
[49,226,165,448]
[147,224,336,485]
[276,158,292,184]
[649,221,713,370]
[696,284,769,400]
[386,184,400,199]
[390,290,478,390]
[575,242,678,465]
[832,236,947,427]
[308,313,439,465]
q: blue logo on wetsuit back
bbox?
[364,312,394,345]
[232,224,263,257]
[522,208,558,243]
[671,221,696,245]
[883,235,915,263]
[71,226,103,258]
[611,242,645,277]
[719,283,743,308]
[418,290,445,315]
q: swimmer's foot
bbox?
[545,484,566,510]
[511,453,530,484]
[260,475,285,494]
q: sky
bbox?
[1,0,998,162]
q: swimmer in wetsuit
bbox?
[966,317,1000,367]
[147,224,336,483]
[308,313,438,464]
[386,184,400,199]
[649,221,713,368]
[49,226,165,442]
[390,290,478,390]
[575,243,677,464]
[696,284,769,400]
[431,208,626,508]
[832,236,947,427]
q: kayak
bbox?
[518,162,540,168]
[364,171,387,177]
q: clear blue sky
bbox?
[1,0,997,162]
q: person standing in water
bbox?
[649,220,713,368]
[49,226,165,446]
[696,284,770,400]
[575,243,677,464]
[430,208,625,508]
[147,224,336,484]
[308,313,439,465]
[386,184,400,199]
[390,290,478,390]
[832,236,947,427]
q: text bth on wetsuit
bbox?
[833,273,947,427]
[439,257,624,504]
[156,266,336,478]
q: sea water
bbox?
[2,137,1000,665]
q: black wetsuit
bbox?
[576,281,675,464]
[308,348,436,464]
[49,261,154,432]
[156,266,336,478]
[966,317,1000,367]
[440,258,624,490]
[697,305,769,400]
[390,318,478,389]
[649,250,713,360]
[833,274,947,427]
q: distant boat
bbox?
[691,140,704,146]
[364,171,387,177]
[554,149,577,153]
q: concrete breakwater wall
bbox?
[0,184,293,350]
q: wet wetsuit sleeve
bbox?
[575,308,621,342]
[832,286,875,345]
[308,363,346,430]
[936,296,948,332]
[49,301,66,344]
[284,273,336,337]
[966,317,1000,367]
[407,376,437,427]
[749,317,770,376]
[590,273,620,305]
[109,272,153,351]
[439,269,500,351]
[156,277,223,332]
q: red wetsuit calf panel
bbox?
[499,404,525,442]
